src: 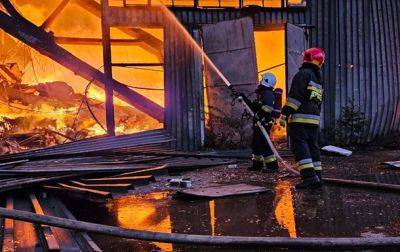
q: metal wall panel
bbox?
[169,0,400,142]
[164,20,204,151]
[202,17,258,141]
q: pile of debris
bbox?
[0,63,162,151]
[0,129,241,250]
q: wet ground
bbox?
[64,148,400,251]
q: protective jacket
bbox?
[251,85,281,170]
[253,86,281,124]
[282,63,323,126]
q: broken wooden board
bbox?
[43,194,102,252]
[381,161,400,169]
[29,192,60,251]
[70,180,135,192]
[12,194,43,251]
[81,175,154,186]
[179,184,269,198]
[43,183,111,203]
[110,165,169,177]
[3,195,14,252]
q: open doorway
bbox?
[254,28,287,142]
[201,18,306,149]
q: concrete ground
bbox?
[65,148,400,251]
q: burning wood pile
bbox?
[0,63,161,153]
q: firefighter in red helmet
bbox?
[280,48,325,189]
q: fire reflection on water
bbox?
[274,180,297,238]
[107,185,297,251]
[110,192,172,251]
[209,200,216,236]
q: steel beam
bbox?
[101,0,115,136]
[111,63,164,67]
[41,0,70,29]
[54,37,142,46]
[0,10,164,121]
[71,0,163,61]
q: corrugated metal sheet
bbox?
[169,0,400,142]
[0,130,171,162]
[164,20,204,151]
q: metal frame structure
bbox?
[100,0,116,136]
[1,0,400,149]
[122,0,307,8]
[0,0,165,134]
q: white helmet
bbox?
[260,72,277,88]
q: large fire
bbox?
[0,0,164,151]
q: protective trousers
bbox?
[252,124,276,169]
[288,124,322,179]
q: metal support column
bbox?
[101,0,115,136]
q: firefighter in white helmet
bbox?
[248,72,282,172]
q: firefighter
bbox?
[280,48,325,189]
[249,72,282,173]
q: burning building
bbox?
[0,0,399,151]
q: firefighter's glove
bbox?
[267,119,275,127]
[279,115,287,127]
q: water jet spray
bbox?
[157,2,299,176]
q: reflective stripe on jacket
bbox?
[282,63,323,126]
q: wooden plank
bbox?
[3,196,14,252]
[0,172,94,193]
[69,180,134,192]
[81,175,154,186]
[110,165,169,177]
[57,183,111,197]
[12,194,42,251]
[45,195,102,252]
[42,186,109,203]
[34,193,83,251]
[180,184,270,198]
[28,193,60,251]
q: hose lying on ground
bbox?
[0,207,399,249]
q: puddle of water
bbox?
[64,180,400,251]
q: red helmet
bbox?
[303,48,326,68]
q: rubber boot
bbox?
[263,161,279,173]
[248,160,263,171]
[295,168,321,189]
